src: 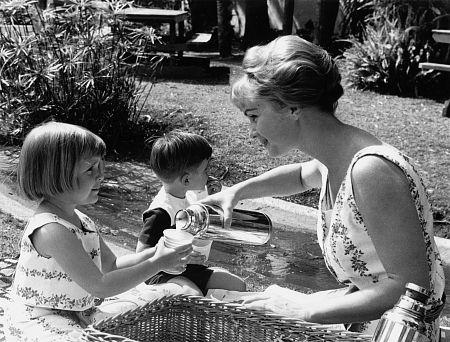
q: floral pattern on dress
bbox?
[17,264,73,281]
[4,210,182,341]
[11,210,101,311]
[347,194,365,227]
[316,145,445,340]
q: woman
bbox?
[200,35,445,339]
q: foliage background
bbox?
[0,0,166,154]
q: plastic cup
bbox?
[163,229,194,275]
[163,229,194,245]
[192,238,213,260]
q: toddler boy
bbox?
[136,131,246,296]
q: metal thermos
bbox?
[206,176,222,195]
[371,283,431,342]
[175,203,272,245]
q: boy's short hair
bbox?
[150,131,212,182]
[17,121,106,201]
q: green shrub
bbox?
[342,0,449,98]
[0,0,165,152]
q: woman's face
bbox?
[240,98,300,157]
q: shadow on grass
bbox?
[134,54,232,85]
[156,66,231,85]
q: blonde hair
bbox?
[17,121,106,201]
[232,35,343,113]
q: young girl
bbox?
[4,122,193,341]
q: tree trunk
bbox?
[217,0,233,57]
[243,0,271,49]
[282,0,295,35]
[190,0,217,34]
[315,0,339,49]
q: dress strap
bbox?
[425,292,446,323]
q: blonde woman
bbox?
[201,35,445,340]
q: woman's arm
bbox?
[232,160,322,200]
[201,160,322,227]
[32,226,192,298]
[243,279,401,323]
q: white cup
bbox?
[192,238,213,260]
[163,229,194,245]
[163,229,194,275]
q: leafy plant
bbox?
[342,0,450,98]
[0,0,165,152]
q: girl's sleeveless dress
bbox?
[4,210,176,341]
[316,145,445,340]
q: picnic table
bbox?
[419,29,450,117]
[117,7,189,57]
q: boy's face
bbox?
[186,158,209,191]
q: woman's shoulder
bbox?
[353,144,410,165]
[349,144,418,195]
[351,153,409,187]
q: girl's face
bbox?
[70,155,105,205]
[186,158,209,191]
[240,98,300,157]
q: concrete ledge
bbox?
[236,196,318,233]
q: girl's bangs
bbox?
[80,132,106,158]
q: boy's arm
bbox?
[136,208,171,253]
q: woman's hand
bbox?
[241,292,310,320]
[153,238,192,274]
[198,187,239,228]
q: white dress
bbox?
[316,145,445,340]
[4,210,173,341]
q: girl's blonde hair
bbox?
[17,121,106,201]
[231,35,343,114]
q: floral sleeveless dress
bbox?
[316,145,445,340]
[4,210,175,341]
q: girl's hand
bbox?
[153,238,192,274]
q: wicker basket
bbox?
[81,295,371,342]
